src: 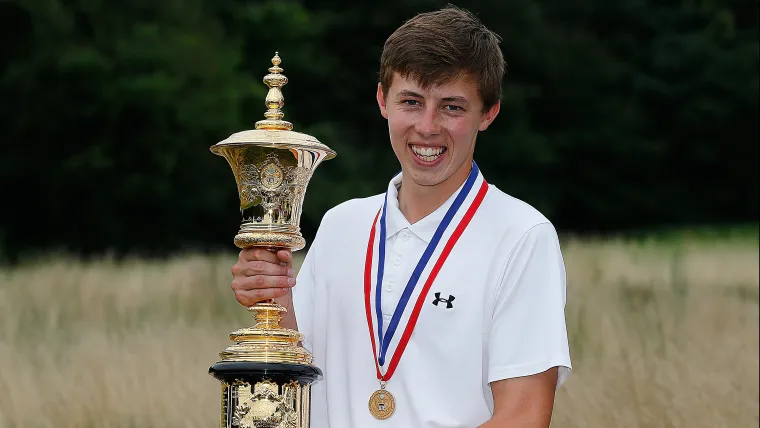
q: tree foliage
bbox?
[1,0,757,260]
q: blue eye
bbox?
[444,105,462,111]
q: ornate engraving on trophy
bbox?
[232,397,251,427]
[230,150,312,228]
[224,379,307,428]
[222,383,230,428]
[260,161,285,190]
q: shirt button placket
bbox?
[389,231,408,292]
[382,231,409,316]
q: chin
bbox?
[403,165,450,187]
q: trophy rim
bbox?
[210,129,337,160]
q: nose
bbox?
[414,106,441,137]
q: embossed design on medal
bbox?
[231,380,300,428]
[368,386,396,420]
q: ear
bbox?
[478,101,501,131]
[376,82,389,119]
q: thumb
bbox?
[276,249,293,265]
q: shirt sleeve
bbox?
[292,211,330,354]
[292,241,316,353]
[487,221,572,388]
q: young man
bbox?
[230,5,571,427]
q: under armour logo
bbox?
[432,292,455,309]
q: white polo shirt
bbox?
[293,168,571,428]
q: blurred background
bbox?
[0,1,757,427]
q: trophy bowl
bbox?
[210,127,335,251]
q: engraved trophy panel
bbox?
[221,379,312,428]
[213,144,326,250]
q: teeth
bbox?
[411,145,445,160]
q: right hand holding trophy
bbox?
[231,248,295,306]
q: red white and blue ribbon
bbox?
[364,161,489,381]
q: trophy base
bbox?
[234,231,306,251]
[209,362,323,428]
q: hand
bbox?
[231,248,295,306]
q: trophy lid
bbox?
[210,52,336,159]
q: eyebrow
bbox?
[397,90,470,104]
[441,96,469,104]
[397,90,424,98]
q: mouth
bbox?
[409,144,447,163]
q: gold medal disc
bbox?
[368,389,396,419]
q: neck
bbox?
[397,164,473,224]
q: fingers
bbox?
[232,260,292,278]
[275,249,292,265]
[239,248,292,267]
[233,247,295,306]
[231,274,295,304]
[231,268,295,290]
[239,248,281,264]
[233,287,291,306]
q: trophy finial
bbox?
[255,52,294,131]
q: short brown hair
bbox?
[379,5,506,111]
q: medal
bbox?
[363,161,489,420]
[368,382,395,419]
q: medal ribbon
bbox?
[364,162,489,381]
[374,163,478,366]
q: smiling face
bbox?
[377,72,500,195]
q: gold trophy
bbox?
[208,52,335,428]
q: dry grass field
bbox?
[0,231,757,427]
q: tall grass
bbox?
[0,234,757,427]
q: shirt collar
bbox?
[383,169,479,244]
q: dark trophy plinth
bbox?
[208,304,323,428]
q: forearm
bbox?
[481,367,558,428]
[274,291,298,331]
[477,419,501,428]
[477,416,550,428]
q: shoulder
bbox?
[479,183,559,242]
[481,185,568,302]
